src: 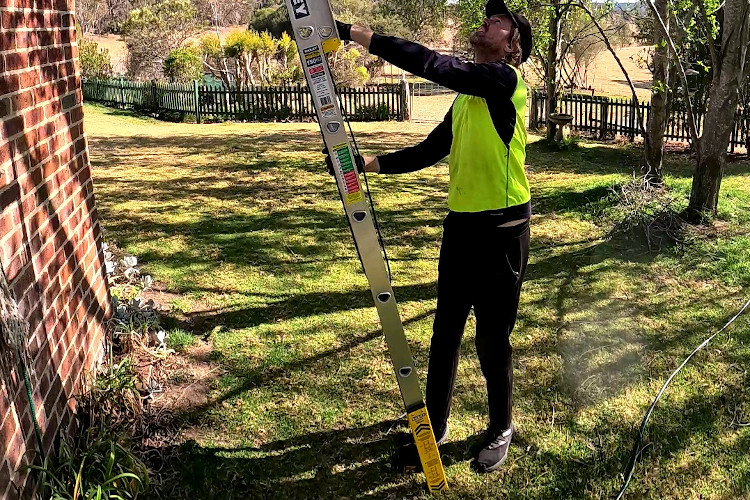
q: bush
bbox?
[79,39,113,79]
[163,47,203,83]
[352,102,391,121]
[597,176,687,251]
[23,358,149,499]
[330,46,372,87]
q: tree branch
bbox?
[643,0,700,144]
[697,0,718,69]
[572,1,649,142]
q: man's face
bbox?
[469,14,514,53]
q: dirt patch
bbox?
[149,341,223,415]
[139,282,183,313]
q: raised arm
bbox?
[342,23,517,99]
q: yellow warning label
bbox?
[345,192,363,204]
[322,38,342,53]
[407,406,448,493]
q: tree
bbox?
[329,46,372,87]
[76,0,108,33]
[374,0,448,43]
[79,39,113,79]
[121,0,201,80]
[200,33,234,88]
[225,29,262,87]
[643,0,669,183]
[193,0,259,27]
[163,47,204,82]
[646,0,750,219]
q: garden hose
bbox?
[615,295,750,499]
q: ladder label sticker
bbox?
[333,144,363,204]
[407,406,448,492]
[304,46,336,118]
[290,0,310,19]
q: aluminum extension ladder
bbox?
[282,0,448,492]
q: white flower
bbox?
[122,256,138,268]
[141,275,153,289]
[124,267,140,281]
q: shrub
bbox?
[352,102,391,121]
[79,39,113,79]
[163,46,203,83]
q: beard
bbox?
[469,29,489,48]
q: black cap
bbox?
[485,0,533,63]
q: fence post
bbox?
[193,80,201,124]
[148,80,156,114]
[296,82,303,121]
[529,90,537,129]
[118,79,125,108]
[599,99,609,140]
[629,98,636,141]
[399,79,410,121]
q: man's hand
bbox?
[335,20,373,49]
[323,147,364,175]
[323,148,380,175]
[336,20,353,41]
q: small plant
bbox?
[23,360,149,499]
[26,428,149,500]
[545,133,583,150]
[166,329,196,353]
[78,358,143,432]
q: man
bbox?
[332,0,533,473]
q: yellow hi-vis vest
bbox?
[447,68,530,213]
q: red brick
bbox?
[28,48,48,66]
[40,64,58,83]
[36,29,53,47]
[0,73,20,95]
[0,31,15,50]
[24,106,45,127]
[2,116,24,139]
[4,51,28,72]
[18,69,40,89]
[10,90,35,114]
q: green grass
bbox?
[84,102,750,499]
[167,328,197,353]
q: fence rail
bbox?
[530,89,750,153]
[82,79,408,122]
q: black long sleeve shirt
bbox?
[368,33,520,176]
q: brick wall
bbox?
[0,0,110,496]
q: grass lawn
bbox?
[84,103,750,499]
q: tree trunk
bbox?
[644,0,669,184]
[687,0,750,219]
[545,2,562,141]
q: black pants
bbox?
[425,213,530,435]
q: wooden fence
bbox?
[82,79,408,122]
[529,89,750,153]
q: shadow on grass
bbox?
[87,119,750,498]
